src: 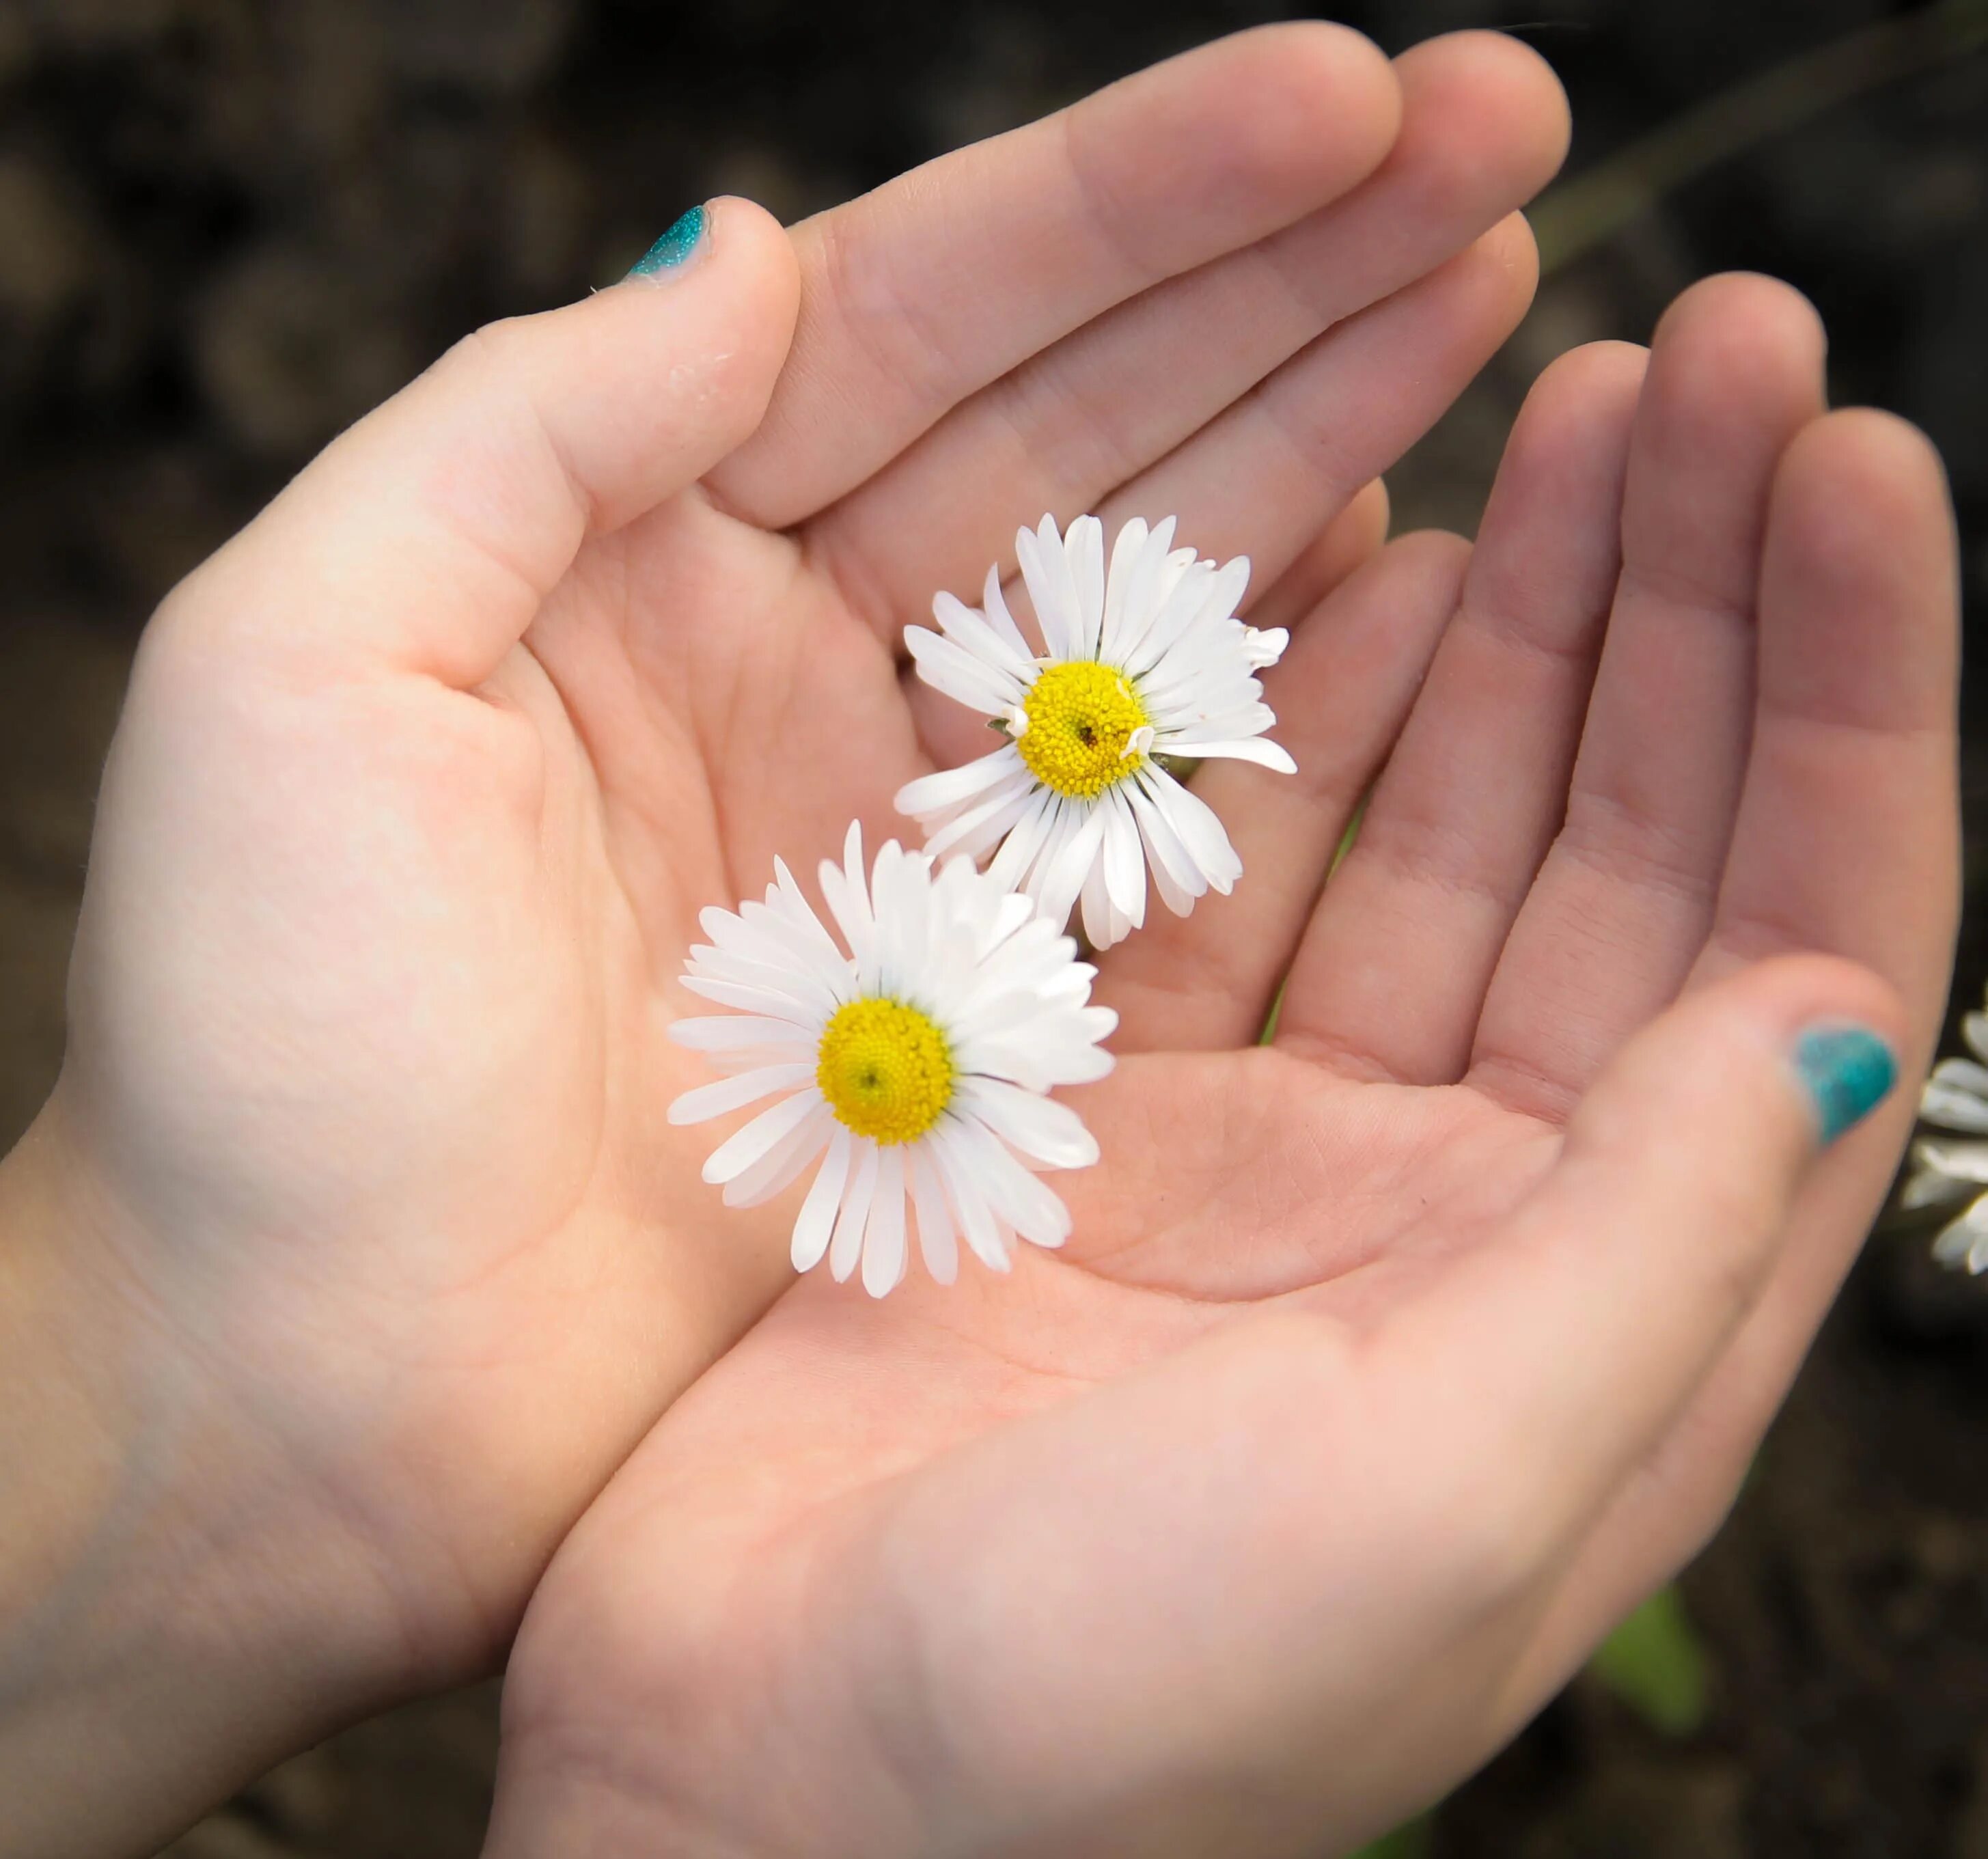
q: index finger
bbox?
[704,23,1405,529]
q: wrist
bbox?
[0,1097,428,1858]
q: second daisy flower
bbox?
[894,512,1295,948]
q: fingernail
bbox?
[626,205,708,278]
[1793,1023,1898,1146]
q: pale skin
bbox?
[0,22,1958,1859]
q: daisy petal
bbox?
[957,1077,1099,1168]
[724,1101,833,1208]
[792,1128,853,1271]
[895,748,1023,822]
[951,1116,1073,1249]
[702,1091,823,1187]
[1921,1080,1988,1133]
[862,1147,909,1297]
[904,625,1025,715]
[678,975,824,1023]
[981,564,1032,661]
[1934,1192,1988,1269]
[668,1064,814,1126]
[909,1144,959,1286]
[1156,736,1297,773]
[1909,1138,1988,1189]
[829,1140,880,1283]
[1145,767,1242,894]
[669,1015,816,1056]
[1066,513,1106,660]
[1101,793,1147,928]
[1034,805,1108,931]
[931,1125,1011,1273]
[933,589,1034,680]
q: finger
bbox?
[1370,953,1904,1588]
[1091,212,1538,592]
[894,220,1530,790]
[1273,340,1647,1079]
[901,480,1390,774]
[709,23,1404,532]
[1096,530,1469,1055]
[1467,276,1829,1117]
[1700,411,1961,1008]
[165,199,801,689]
[1247,478,1392,635]
[1474,410,1961,1712]
[807,32,1566,633]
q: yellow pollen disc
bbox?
[816,998,955,1146]
[1015,660,1151,799]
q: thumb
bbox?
[1385,952,1906,1566]
[168,197,801,686]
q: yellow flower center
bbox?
[1014,660,1151,799]
[816,998,955,1146]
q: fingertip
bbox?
[1240,480,1392,634]
[1393,29,1573,206]
[1668,952,1907,1140]
[530,194,800,531]
[1379,525,1474,596]
[1236,18,1405,131]
[1759,405,1960,729]
[1648,271,1827,383]
[1502,339,1650,488]
[1563,954,1907,1204]
[1181,20,1406,204]
[1347,475,1393,543]
[1736,950,1909,1057]
[1525,337,1651,411]
[1459,212,1542,331]
[1776,406,1956,540]
[1743,952,1908,1150]
[1308,478,1396,586]
[1793,1023,1901,1148]
[685,192,804,348]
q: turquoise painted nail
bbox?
[626,206,708,277]
[1793,1024,1898,1145]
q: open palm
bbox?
[480,260,1960,1859]
[35,30,1586,1839]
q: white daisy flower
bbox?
[1904,1001,1988,1272]
[665,822,1116,1296]
[894,512,1294,950]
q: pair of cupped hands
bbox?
[0,23,1959,1859]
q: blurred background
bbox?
[1,0,1983,1853]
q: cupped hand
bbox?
[10,24,1569,1846]
[480,281,1959,1858]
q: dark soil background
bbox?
[2,1,1985,1854]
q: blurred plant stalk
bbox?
[1532,0,1988,273]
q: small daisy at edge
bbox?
[1904,994,1988,1272]
[665,822,1116,1296]
[894,512,1295,949]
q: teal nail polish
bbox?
[1793,1024,1898,1145]
[626,206,708,277]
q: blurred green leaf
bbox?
[1260,980,1284,1044]
[1348,1816,1433,1859]
[1258,805,1363,1045]
[1588,1584,1711,1738]
[1534,1,1988,275]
